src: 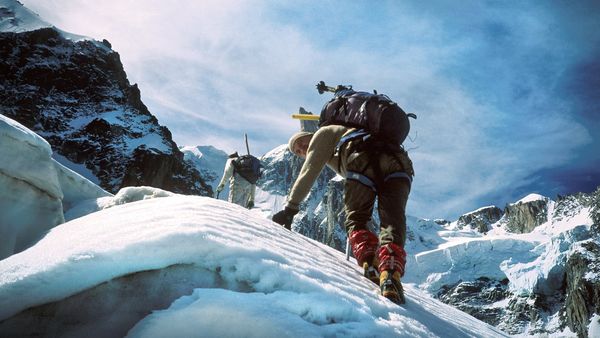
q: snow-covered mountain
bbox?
[180,145,229,199]
[0,0,211,196]
[415,193,600,337]
[0,0,50,33]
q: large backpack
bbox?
[232,155,262,184]
[319,88,416,146]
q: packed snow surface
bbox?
[0,195,507,337]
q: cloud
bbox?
[22,0,599,219]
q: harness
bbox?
[336,129,412,193]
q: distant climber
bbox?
[273,82,415,304]
[216,135,262,209]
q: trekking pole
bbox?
[244,133,250,155]
[345,237,350,261]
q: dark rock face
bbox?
[504,197,549,233]
[324,178,347,251]
[0,28,211,195]
[258,145,306,196]
[437,277,510,326]
[590,188,600,233]
[436,278,568,336]
[502,293,564,336]
[456,206,503,233]
[564,239,600,338]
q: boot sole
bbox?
[382,290,405,304]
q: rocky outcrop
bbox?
[437,277,510,326]
[324,178,347,251]
[564,239,600,338]
[0,27,211,196]
[258,145,305,196]
[436,277,568,336]
[120,148,209,194]
[503,196,549,233]
[456,206,503,233]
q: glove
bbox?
[214,185,223,198]
[247,200,254,209]
[272,207,299,230]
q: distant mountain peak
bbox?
[0,0,50,33]
[0,1,212,196]
[0,0,92,42]
[514,193,548,205]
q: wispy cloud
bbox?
[23,0,599,219]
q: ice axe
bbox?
[291,114,320,121]
[316,81,352,95]
[244,133,251,155]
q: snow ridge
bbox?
[0,195,507,337]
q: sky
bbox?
[20,0,600,219]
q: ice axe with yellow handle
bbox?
[291,114,320,121]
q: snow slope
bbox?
[188,138,598,336]
[0,194,507,337]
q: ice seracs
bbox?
[0,114,111,260]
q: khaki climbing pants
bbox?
[343,149,412,247]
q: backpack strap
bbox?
[335,129,370,155]
[343,136,413,193]
[230,157,240,174]
[346,169,412,193]
[384,172,413,184]
[347,171,378,192]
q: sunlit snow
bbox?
[0,195,507,337]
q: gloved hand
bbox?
[272,207,299,230]
[214,185,223,198]
[247,200,254,209]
